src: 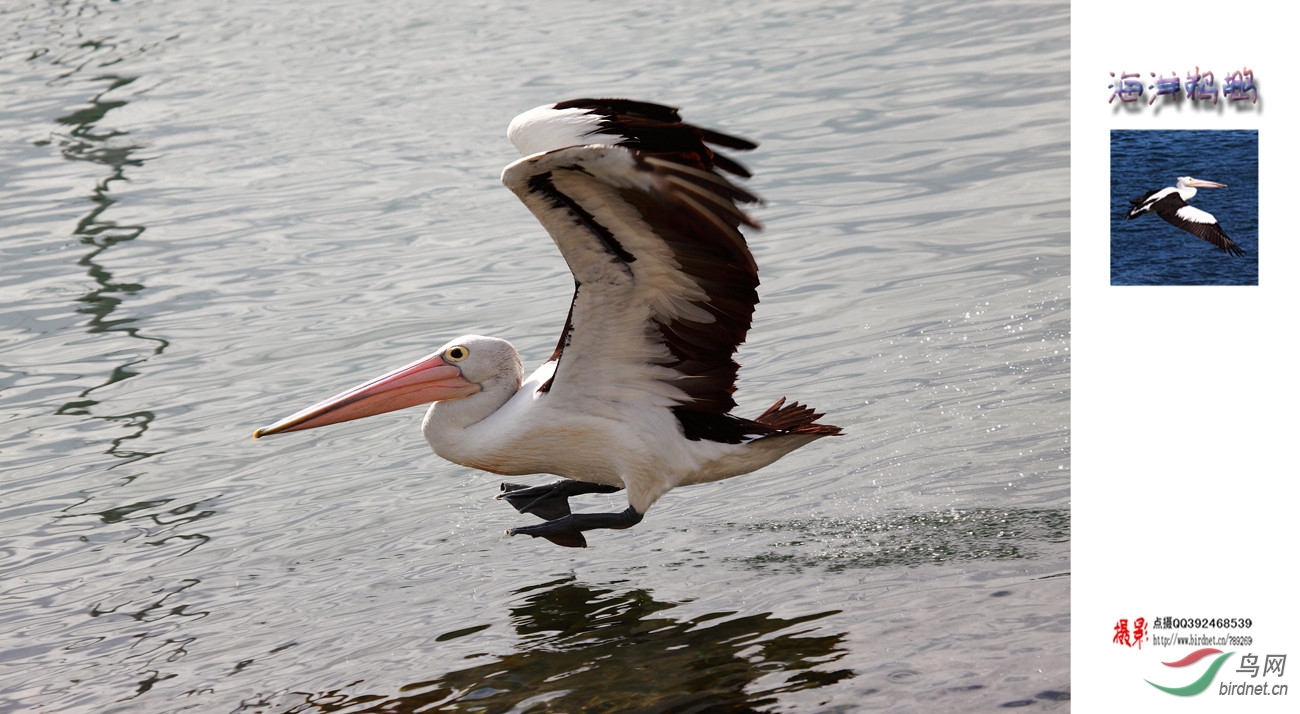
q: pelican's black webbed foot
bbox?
[506,506,645,548]
[496,480,623,521]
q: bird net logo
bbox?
[1114,617,1289,698]
[1146,650,1288,697]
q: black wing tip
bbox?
[1176,219,1244,256]
[1209,227,1246,256]
[555,97,682,122]
[553,97,758,177]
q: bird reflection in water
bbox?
[277,576,854,713]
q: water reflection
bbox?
[277,577,852,713]
[42,72,167,467]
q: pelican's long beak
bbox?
[1187,178,1226,188]
[253,353,480,438]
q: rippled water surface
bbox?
[2,1,1069,711]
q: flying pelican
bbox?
[254,99,842,548]
[1125,176,1244,256]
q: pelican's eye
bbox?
[444,345,470,363]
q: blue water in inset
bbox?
[1110,130,1259,285]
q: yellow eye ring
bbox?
[444,345,470,362]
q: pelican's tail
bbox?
[754,397,842,436]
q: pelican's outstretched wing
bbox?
[1152,198,1244,256]
[502,100,778,441]
[1127,185,1244,255]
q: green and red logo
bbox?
[1147,648,1235,696]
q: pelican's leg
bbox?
[506,507,644,548]
[496,480,624,521]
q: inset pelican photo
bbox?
[1110,130,1258,285]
